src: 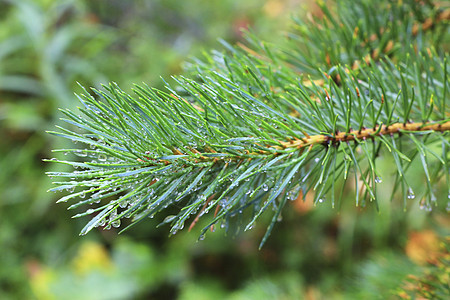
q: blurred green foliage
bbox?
[0,0,448,299]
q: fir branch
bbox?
[47,0,450,246]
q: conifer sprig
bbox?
[47,0,449,247]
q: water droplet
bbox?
[318,198,324,203]
[314,157,320,163]
[80,193,86,199]
[375,176,382,183]
[98,218,106,226]
[110,209,117,219]
[76,150,87,157]
[287,189,298,201]
[111,220,121,228]
[86,209,94,214]
[199,234,205,241]
[407,188,415,199]
[262,184,269,191]
[419,199,426,210]
[277,214,283,222]
[163,215,177,223]
[98,154,107,161]
[219,198,228,208]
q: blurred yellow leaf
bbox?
[71,241,113,275]
[27,260,56,300]
[263,0,285,18]
[405,230,440,265]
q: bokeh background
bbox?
[0,0,448,299]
